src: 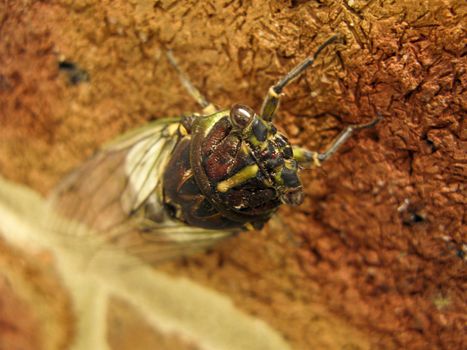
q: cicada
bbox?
[49,36,381,262]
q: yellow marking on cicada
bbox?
[284,159,297,168]
[167,123,180,135]
[293,146,322,168]
[260,87,283,121]
[292,147,309,163]
[312,153,321,167]
[248,133,261,147]
[272,159,297,186]
[260,141,270,152]
[244,223,255,231]
[240,142,250,157]
[273,171,284,186]
[202,103,218,115]
[248,134,272,151]
[216,164,259,193]
[268,86,281,98]
[246,118,272,148]
[178,124,189,136]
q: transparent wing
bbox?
[48,117,236,263]
[107,219,236,265]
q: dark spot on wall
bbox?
[58,60,89,85]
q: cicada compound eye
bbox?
[230,104,255,129]
[281,187,304,206]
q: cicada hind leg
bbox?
[166,51,217,116]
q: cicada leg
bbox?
[260,35,342,122]
[293,115,383,168]
[166,51,217,115]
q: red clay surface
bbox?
[0,1,465,349]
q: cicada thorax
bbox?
[163,105,304,231]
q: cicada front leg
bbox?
[260,35,342,122]
[258,35,382,167]
[293,115,383,168]
[166,51,217,115]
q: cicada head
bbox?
[230,104,304,206]
[189,104,303,229]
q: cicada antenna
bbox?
[166,50,217,115]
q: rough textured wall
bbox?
[0,0,465,349]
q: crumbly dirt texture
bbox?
[0,1,466,349]
[0,239,73,350]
